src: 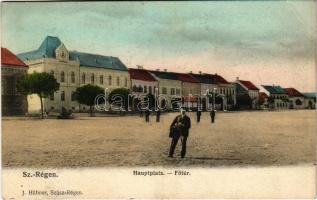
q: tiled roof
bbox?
[18,36,128,71]
[238,80,259,90]
[69,51,127,71]
[176,73,199,83]
[18,36,62,60]
[189,73,214,84]
[262,85,287,94]
[213,74,229,84]
[283,88,304,97]
[149,70,179,80]
[1,48,27,67]
[303,92,316,98]
[128,68,157,82]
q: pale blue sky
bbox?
[2,1,316,92]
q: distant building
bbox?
[235,78,259,109]
[128,67,158,95]
[149,70,182,109]
[18,36,130,113]
[260,85,289,109]
[283,88,305,109]
[176,73,200,109]
[302,93,316,109]
[213,74,236,110]
[1,48,28,115]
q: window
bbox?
[51,106,54,110]
[50,70,54,76]
[162,87,167,95]
[133,85,138,92]
[60,71,65,82]
[71,72,75,83]
[100,75,104,85]
[49,93,54,101]
[91,73,95,84]
[124,77,128,87]
[71,91,75,101]
[61,91,65,101]
[144,86,147,93]
[117,77,120,86]
[171,88,175,95]
[108,76,112,85]
[138,85,143,93]
[176,89,181,95]
[149,86,152,94]
[81,73,86,84]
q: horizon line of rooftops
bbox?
[4,36,314,94]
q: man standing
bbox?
[156,110,161,122]
[168,109,191,158]
[145,109,150,122]
[196,110,201,123]
[210,109,216,123]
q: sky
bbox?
[2,1,316,92]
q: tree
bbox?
[267,96,275,109]
[108,88,131,111]
[74,84,104,116]
[17,72,59,118]
[236,93,252,109]
[295,99,302,106]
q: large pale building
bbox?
[18,36,130,113]
[1,48,28,115]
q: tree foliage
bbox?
[17,72,59,118]
[108,88,131,110]
[74,84,104,116]
[236,93,252,107]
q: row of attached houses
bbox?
[1,35,316,115]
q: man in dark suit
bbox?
[196,110,201,123]
[168,109,191,158]
[145,109,150,122]
[210,109,215,123]
[156,110,161,122]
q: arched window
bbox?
[149,86,152,94]
[117,77,120,86]
[81,73,86,84]
[91,73,95,84]
[60,71,65,82]
[108,76,112,86]
[71,72,75,83]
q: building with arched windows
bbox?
[18,36,130,113]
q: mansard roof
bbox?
[17,36,128,71]
[18,36,62,60]
[69,51,127,71]
[262,85,287,94]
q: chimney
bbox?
[164,69,167,72]
[137,65,143,70]
[199,71,202,75]
[236,77,239,81]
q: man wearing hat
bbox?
[168,109,191,158]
